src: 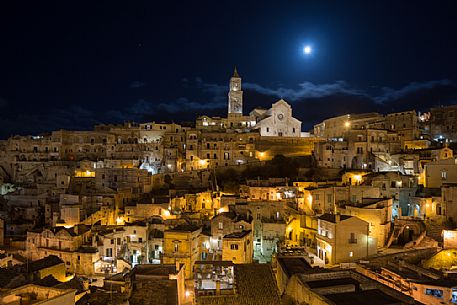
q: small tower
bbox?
[228,67,243,116]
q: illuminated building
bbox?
[316,214,376,265]
[162,225,202,280]
[221,230,253,264]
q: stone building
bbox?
[221,230,253,264]
[337,198,393,248]
[316,213,376,265]
[0,284,76,305]
[25,225,98,275]
[423,157,457,188]
[442,184,457,223]
[281,268,417,305]
[252,99,302,137]
[430,104,457,142]
[210,211,253,252]
[196,263,281,305]
[184,129,259,170]
[95,167,152,193]
[162,224,202,280]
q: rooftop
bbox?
[17,255,63,273]
[277,257,313,278]
[224,230,251,239]
[318,213,352,223]
[167,224,201,232]
[307,277,360,289]
[129,278,177,305]
[132,264,177,277]
[324,289,406,305]
[197,264,280,305]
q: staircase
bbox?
[386,225,406,248]
[426,223,444,242]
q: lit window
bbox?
[425,288,443,298]
[442,170,447,180]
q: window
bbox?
[349,251,353,257]
[266,127,269,133]
[425,288,443,298]
[442,170,447,180]
[230,244,239,250]
[218,222,223,230]
[349,233,357,244]
[106,248,113,257]
[139,238,143,243]
[174,243,179,252]
[327,194,333,203]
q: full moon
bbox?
[303,45,312,55]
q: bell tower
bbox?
[228,67,243,116]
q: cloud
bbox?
[0,106,101,138]
[191,77,457,130]
[197,77,457,112]
[129,81,146,88]
[373,79,456,104]
[195,77,227,103]
[158,97,226,113]
[243,80,368,102]
[2,77,456,139]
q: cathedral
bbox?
[198,68,303,137]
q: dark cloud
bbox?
[129,81,146,89]
[374,79,456,104]
[158,97,226,113]
[193,78,457,130]
[195,77,227,103]
[0,106,101,137]
[244,81,368,102]
[2,78,457,139]
[196,77,457,113]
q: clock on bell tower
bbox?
[228,67,243,115]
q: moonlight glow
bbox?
[303,45,312,55]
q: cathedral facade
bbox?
[198,68,303,138]
[251,99,302,137]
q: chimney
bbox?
[335,214,341,223]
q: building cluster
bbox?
[0,69,457,304]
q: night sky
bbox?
[1,1,457,139]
